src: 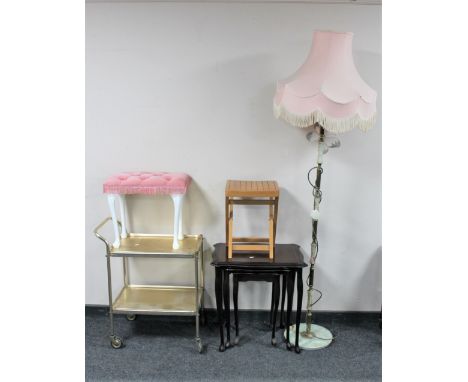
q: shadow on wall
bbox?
[276,187,312,249]
[308,245,382,312]
[354,245,382,310]
[184,178,217,232]
[173,52,311,168]
[333,49,382,169]
[200,236,215,309]
[123,177,216,235]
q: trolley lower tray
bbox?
[112,285,203,316]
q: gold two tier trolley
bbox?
[94,217,205,353]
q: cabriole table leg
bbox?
[215,267,225,352]
[223,270,231,347]
[295,268,303,354]
[286,270,295,350]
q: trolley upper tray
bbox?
[110,234,202,257]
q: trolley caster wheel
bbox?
[110,336,123,349]
[219,344,225,352]
[271,338,277,346]
[126,314,136,321]
[234,336,240,345]
[286,342,293,351]
[294,346,301,354]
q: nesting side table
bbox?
[233,272,282,346]
[211,243,306,353]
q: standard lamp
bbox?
[273,30,377,350]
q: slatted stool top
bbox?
[225,180,279,198]
[103,172,191,195]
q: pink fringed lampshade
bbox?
[273,30,377,132]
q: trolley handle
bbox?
[93,217,121,252]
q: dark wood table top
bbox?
[211,243,307,268]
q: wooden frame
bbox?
[225,180,279,259]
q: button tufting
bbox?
[103,171,191,195]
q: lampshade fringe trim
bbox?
[273,103,376,133]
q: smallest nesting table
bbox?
[211,243,307,353]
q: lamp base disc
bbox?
[285,323,333,350]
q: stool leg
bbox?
[107,194,120,248]
[273,197,279,247]
[271,276,280,346]
[273,198,279,242]
[171,194,183,249]
[233,275,239,345]
[225,197,229,246]
[228,202,233,259]
[269,200,274,259]
[118,194,128,239]
[178,194,184,240]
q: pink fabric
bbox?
[103,172,191,195]
[274,30,377,120]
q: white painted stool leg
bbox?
[118,194,128,239]
[178,195,184,240]
[107,194,121,248]
[171,194,183,249]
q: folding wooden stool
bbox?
[225,180,279,259]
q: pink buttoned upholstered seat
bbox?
[103,172,191,195]
[103,171,192,249]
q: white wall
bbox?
[86,1,381,311]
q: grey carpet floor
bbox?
[86,308,381,382]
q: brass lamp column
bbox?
[287,124,334,350]
[300,124,333,349]
[304,125,324,338]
